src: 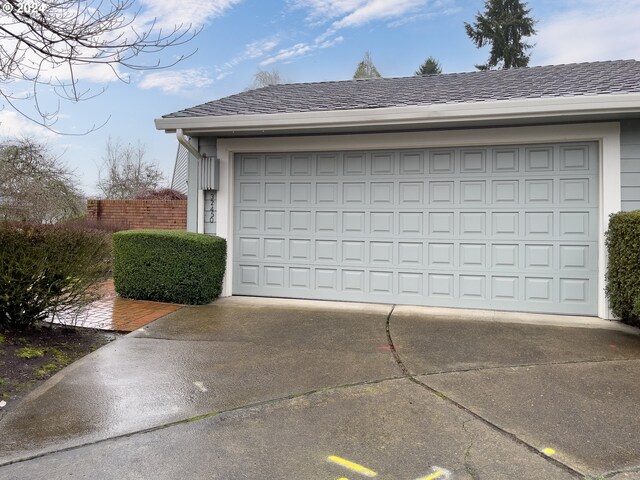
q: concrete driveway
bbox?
[1,297,639,479]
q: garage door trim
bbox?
[212,123,622,318]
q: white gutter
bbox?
[156,93,640,134]
[176,128,203,158]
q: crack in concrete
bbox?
[601,464,640,478]
[385,308,587,479]
[463,441,481,480]
[2,308,632,479]
[414,357,640,378]
[461,419,481,480]
[0,375,405,469]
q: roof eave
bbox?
[154,93,640,135]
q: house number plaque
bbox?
[204,190,217,234]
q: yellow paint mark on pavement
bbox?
[415,467,451,480]
[542,448,556,455]
[327,456,377,477]
[417,470,443,480]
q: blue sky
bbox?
[1,0,639,196]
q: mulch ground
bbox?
[0,324,118,418]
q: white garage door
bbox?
[233,143,599,315]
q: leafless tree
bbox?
[136,188,186,200]
[0,0,197,133]
[97,137,165,199]
[247,68,285,90]
[0,137,84,223]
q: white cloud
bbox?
[333,0,426,28]
[54,63,125,84]
[292,0,429,36]
[226,38,281,67]
[290,0,369,21]
[245,39,281,59]
[260,35,344,66]
[260,43,313,66]
[214,0,451,70]
[534,1,640,65]
[214,36,281,77]
[388,6,460,27]
[138,68,214,94]
[0,110,57,139]
[317,36,345,49]
[140,0,242,29]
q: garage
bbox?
[233,142,599,315]
[156,60,640,319]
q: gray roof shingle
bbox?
[163,60,640,118]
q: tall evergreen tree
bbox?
[464,0,536,71]
[353,51,382,79]
[415,57,442,75]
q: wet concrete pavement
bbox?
[1,297,639,479]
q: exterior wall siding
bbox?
[621,119,640,211]
[87,199,187,230]
[171,144,189,195]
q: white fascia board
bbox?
[155,93,640,134]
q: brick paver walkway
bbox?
[57,280,182,332]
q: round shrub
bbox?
[0,222,112,331]
[113,230,226,304]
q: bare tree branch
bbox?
[0,137,85,223]
[97,137,165,199]
[0,0,199,133]
[247,68,285,90]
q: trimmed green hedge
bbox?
[606,211,640,327]
[113,230,226,304]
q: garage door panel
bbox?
[316,153,340,175]
[429,151,455,173]
[559,145,591,171]
[493,149,520,172]
[559,178,591,203]
[492,180,519,203]
[526,147,554,171]
[525,179,554,203]
[291,154,312,175]
[234,264,600,314]
[234,143,599,315]
[238,155,261,176]
[235,238,597,274]
[234,266,599,315]
[371,152,396,175]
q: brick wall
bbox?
[87,199,187,230]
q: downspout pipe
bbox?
[176,128,203,159]
[176,128,201,233]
